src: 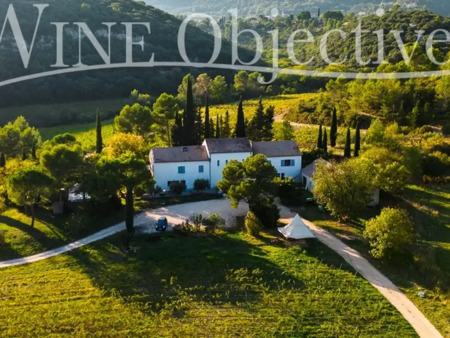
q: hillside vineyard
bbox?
[2,4,450,75]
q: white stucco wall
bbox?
[153,161,210,191]
[209,152,252,188]
[302,174,315,192]
[267,156,302,181]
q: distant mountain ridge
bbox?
[141,0,450,17]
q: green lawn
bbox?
[0,207,124,261]
[296,184,450,336]
[0,98,129,128]
[40,119,115,151]
[0,230,416,336]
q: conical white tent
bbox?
[278,214,316,240]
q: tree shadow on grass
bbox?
[68,231,305,315]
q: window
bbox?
[281,159,295,167]
[199,165,204,173]
[178,166,185,174]
[217,160,220,166]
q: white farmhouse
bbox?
[149,138,302,191]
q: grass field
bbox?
[0,229,416,336]
[0,98,129,128]
[209,94,319,125]
[40,119,115,151]
[0,207,124,261]
[296,184,450,336]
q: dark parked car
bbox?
[155,217,168,231]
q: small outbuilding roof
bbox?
[204,138,252,154]
[150,145,209,163]
[302,158,331,179]
[252,141,301,157]
[278,214,316,240]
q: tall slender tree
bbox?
[317,124,323,149]
[223,110,231,138]
[210,118,215,139]
[323,128,328,153]
[330,108,337,147]
[344,128,352,158]
[184,77,196,145]
[204,96,211,139]
[354,121,361,157]
[235,97,246,137]
[216,114,220,138]
[96,109,103,154]
[171,113,182,146]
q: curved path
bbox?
[0,200,442,338]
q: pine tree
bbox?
[235,97,246,137]
[248,98,265,140]
[96,109,103,154]
[317,124,323,149]
[216,114,220,138]
[344,128,351,158]
[354,121,361,157]
[323,128,328,153]
[223,110,231,138]
[330,107,337,147]
[0,153,5,167]
[193,108,203,144]
[204,96,211,139]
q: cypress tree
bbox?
[216,114,220,138]
[323,128,328,153]
[344,128,351,158]
[354,121,361,157]
[193,108,203,144]
[184,77,195,145]
[210,118,215,139]
[0,153,5,167]
[96,109,103,154]
[235,97,246,137]
[317,124,323,149]
[204,96,211,139]
[223,110,231,138]
[330,107,337,147]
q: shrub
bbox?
[245,211,262,237]
[422,152,450,176]
[274,177,302,206]
[364,208,415,260]
[250,197,280,228]
[442,122,450,136]
[189,213,204,229]
[0,230,5,246]
[194,179,210,193]
[170,181,186,195]
[203,213,226,230]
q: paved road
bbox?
[0,200,443,337]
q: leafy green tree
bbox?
[364,208,414,260]
[104,133,147,158]
[344,128,351,158]
[274,121,294,141]
[177,74,195,105]
[114,103,153,137]
[317,125,323,149]
[296,11,311,20]
[40,143,84,188]
[96,109,102,154]
[365,119,386,146]
[354,121,361,157]
[0,123,21,161]
[193,73,212,103]
[313,158,376,220]
[330,108,338,147]
[248,98,265,141]
[361,147,411,195]
[209,75,228,103]
[7,167,55,227]
[235,97,246,137]
[153,93,179,146]
[262,106,275,141]
[218,154,279,227]
[50,133,77,145]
